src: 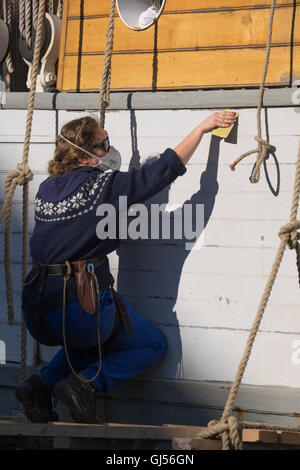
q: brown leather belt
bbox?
[32,255,106,276]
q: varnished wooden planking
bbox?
[63,17,155,54]
[59,45,300,91]
[57,0,300,91]
[62,7,300,54]
[57,0,69,85]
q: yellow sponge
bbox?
[212,110,239,139]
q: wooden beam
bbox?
[0,420,206,440]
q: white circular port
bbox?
[116,0,165,31]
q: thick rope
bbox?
[197,142,300,449]
[24,0,32,48]
[32,0,39,29]
[98,0,116,129]
[20,0,47,384]
[0,0,46,383]
[229,0,276,183]
[47,0,54,15]
[56,0,63,18]
[2,0,14,74]
[19,0,25,39]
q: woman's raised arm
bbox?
[173,110,236,165]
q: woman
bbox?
[15,110,236,424]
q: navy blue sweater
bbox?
[22,148,187,314]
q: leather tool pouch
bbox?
[73,260,97,315]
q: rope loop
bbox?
[249,136,272,184]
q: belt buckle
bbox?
[86,262,95,273]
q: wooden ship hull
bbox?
[57,0,300,91]
[0,0,300,433]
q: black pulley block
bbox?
[0,19,10,64]
[19,16,52,62]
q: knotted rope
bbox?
[197,142,300,449]
[98,0,116,129]
[196,417,300,450]
[230,0,276,183]
[0,0,46,384]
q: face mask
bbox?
[91,146,122,172]
[58,133,122,172]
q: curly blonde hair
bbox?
[48,116,100,177]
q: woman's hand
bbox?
[199,111,237,134]
[173,110,237,165]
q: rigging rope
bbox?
[19,0,25,39]
[57,0,63,18]
[2,0,14,74]
[0,0,46,383]
[24,0,32,49]
[229,0,276,183]
[98,0,116,129]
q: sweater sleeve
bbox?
[108,148,187,207]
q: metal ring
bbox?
[87,263,95,273]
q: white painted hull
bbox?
[1,100,300,421]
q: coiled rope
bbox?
[229,0,276,183]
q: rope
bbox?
[32,0,39,29]
[0,0,46,383]
[19,0,25,39]
[56,0,63,18]
[24,0,32,49]
[197,142,300,450]
[98,0,116,128]
[47,0,54,15]
[229,0,276,183]
[197,417,300,450]
[2,0,14,74]
[21,0,47,383]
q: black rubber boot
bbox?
[54,373,100,424]
[15,373,58,423]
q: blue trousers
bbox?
[23,289,167,392]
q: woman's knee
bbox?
[153,328,168,360]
